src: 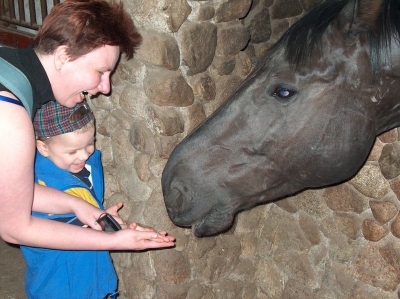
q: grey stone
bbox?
[186,100,207,134]
[281,279,314,298]
[164,0,192,32]
[243,4,271,44]
[119,83,148,118]
[155,282,189,299]
[333,212,360,240]
[192,3,215,21]
[367,138,384,161]
[378,128,398,143]
[153,250,191,284]
[299,0,324,10]
[136,30,180,70]
[212,279,255,299]
[145,104,184,136]
[211,54,236,75]
[293,189,331,219]
[157,135,181,158]
[133,153,152,182]
[323,183,368,214]
[352,243,400,291]
[254,258,285,297]
[274,250,316,288]
[215,0,252,23]
[390,213,400,238]
[370,201,398,224]
[389,177,400,199]
[144,69,194,107]
[179,22,217,75]
[235,51,254,78]
[271,0,303,19]
[129,121,156,155]
[379,142,400,179]
[216,21,250,56]
[186,284,207,299]
[349,164,390,199]
[229,259,256,281]
[299,211,323,245]
[191,73,217,102]
[362,219,388,242]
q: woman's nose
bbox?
[97,76,111,94]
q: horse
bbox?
[161,0,400,237]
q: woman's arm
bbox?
[0,100,175,250]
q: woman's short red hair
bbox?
[32,0,142,60]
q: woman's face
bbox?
[54,45,120,108]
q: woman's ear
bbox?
[54,45,70,71]
[36,140,49,157]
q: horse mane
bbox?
[277,0,400,76]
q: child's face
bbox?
[39,126,96,173]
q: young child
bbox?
[20,100,119,299]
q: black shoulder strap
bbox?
[0,55,34,118]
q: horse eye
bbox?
[273,87,296,100]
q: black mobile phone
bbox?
[97,213,122,232]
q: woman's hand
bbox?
[76,200,175,247]
[128,222,175,243]
[113,228,176,250]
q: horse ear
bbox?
[347,0,383,36]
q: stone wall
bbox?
[88,0,400,298]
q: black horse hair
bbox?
[276,0,400,76]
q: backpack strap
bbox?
[0,56,34,118]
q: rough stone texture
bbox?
[390,214,400,238]
[299,0,324,10]
[323,184,368,214]
[379,142,400,179]
[185,100,207,133]
[89,1,400,298]
[145,105,184,136]
[135,30,180,70]
[215,22,251,56]
[370,201,398,224]
[214,0,252,23]
[190,73,217,102]
[379,127,398,143]
[243,2,271,44]
[179,21,217,75]
[164,0,192,32]
[143,69,194,107]
[191,2,215,21]
[352,243,400,292]
[389,176,400,199]
[211,54,236,76]
[349,164,391,199]
[270,0,303,19]
[362,219,388,242]
[129,121,155,155]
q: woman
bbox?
[0,0,175,250]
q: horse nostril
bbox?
[176,190,184,210]
[166,188,185,215]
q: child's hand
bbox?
[104,202,127,227]
[128,222,174,243]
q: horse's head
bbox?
[162,0,400,237]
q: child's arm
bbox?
[65,188,100,208]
